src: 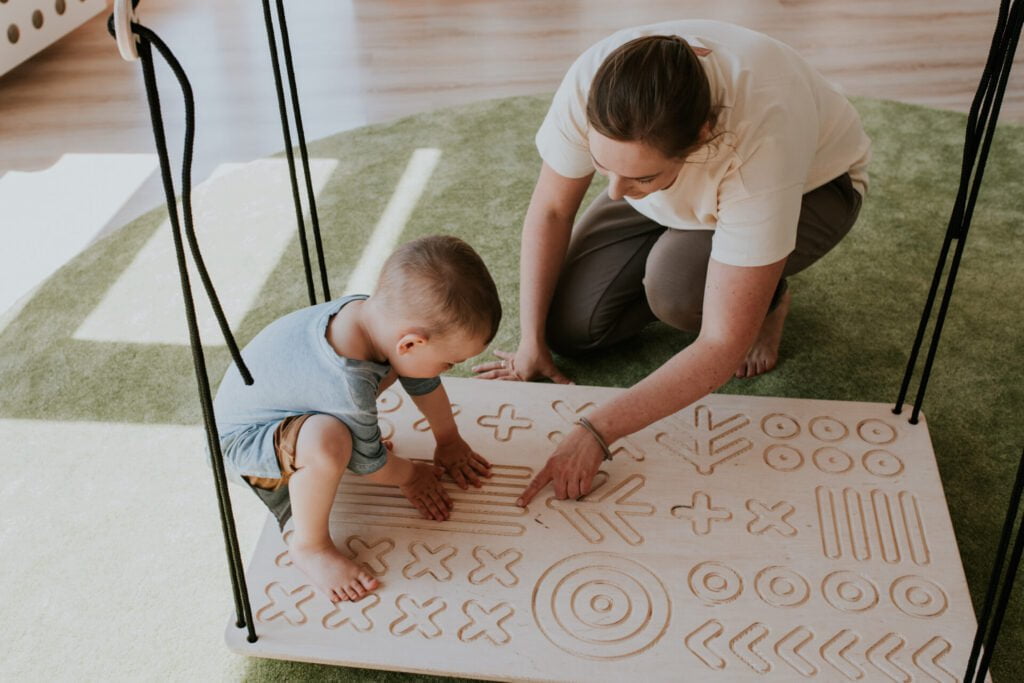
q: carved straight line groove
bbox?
[415,404,460,431]
[820,629,865,681]
[532,552,671,660]
[551,400,645,461]
[390,595,446,639]
[843,488,871,561]
[458,600,514,646]
[322,593,380,632]
[477,404,533,441]
[344,536,395,576]
[775,626,817,677]
[822,570,879,613]
[890,575,948,618]
[546,473,655,545]
[913,636,956,683]
[761,412,800,439]
[816,486,842,559]
[872,488,902,564]
[865,633,912,682]
[468,546,522,587]
[899,491,931,565]
[403,542,457,581]
[689,561,744,605]
[816,486,931,565]
[755,566,810,608]
[671,491,732,535]
[335,462,532,536]
[746,499,797,536]
[685,619,727,670]
[729,622,772,674]
[655,405,752,475]
[256,582,315,626]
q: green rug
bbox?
[2,94,1022,680]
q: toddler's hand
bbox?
[434,436,492,489]
[399,462,453,521]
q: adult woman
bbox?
[473,20,870,505]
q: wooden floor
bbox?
[1,0,1022,248]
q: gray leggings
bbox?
[546,173,863,354]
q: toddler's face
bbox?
[392,328,489,378]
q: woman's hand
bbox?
[434,435,492,489]
[516,425,604,506]
[472,343,574,384]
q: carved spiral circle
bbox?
[761,413,800,439]
[533,553,670,660]
[822,570,879,612]
[688,561,744,605]
[764,445,804,472]
[755,566,810,607]
[810,416,849,442]
[862,449,905,477]
[813,447,854,474]
[891,575,948,618]
[857,418,897,445]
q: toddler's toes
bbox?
[333,589,350,603]
[358,572,380,591]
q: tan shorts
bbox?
[245,413,314,491]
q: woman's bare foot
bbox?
[290,541,379,603]
[736,289,791,378]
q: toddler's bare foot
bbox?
[736,289,791,378]
[290,541,379,603]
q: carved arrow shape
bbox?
[546,473,655,545]
[866,633,912,682]
[913,636,956,683]
[730,622,771,674]
[775,626,817,677]
[685,619,726,670]
[820,629,865,680]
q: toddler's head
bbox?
[373,235,501,377]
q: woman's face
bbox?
[586,130,684,201]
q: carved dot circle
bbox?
[377,390,403,413]
[533,553,670,660]
[688,561,743,605]
[857,418,897,445]
[764,445,804,472]
[761,413,800,439]
[754,566,810,607]
[891,575,948,618]
[822,570,878,612]
[810,416,849,442]
[813,447,854,474]
[863,449,905,477]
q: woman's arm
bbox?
[473,162,592,383]
[517,255,786,505]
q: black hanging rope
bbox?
[108,10,257,642]
[894,0,1023,423]
[261,0,331,306]
[966,448,1024,681]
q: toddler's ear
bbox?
[396,332,428,355]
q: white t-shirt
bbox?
[536,20,872,267]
